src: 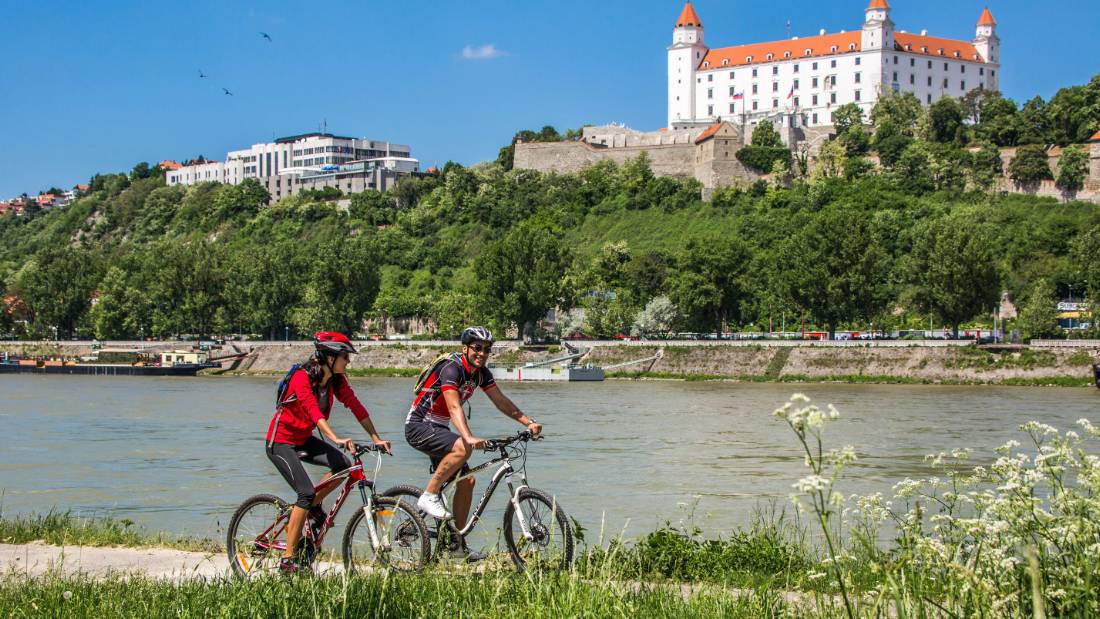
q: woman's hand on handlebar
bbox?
[335,437,357,452]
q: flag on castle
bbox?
[732,91,744,100]
[787,84,794,100]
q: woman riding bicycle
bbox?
[265,331,391,574]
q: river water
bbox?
[1,376,1097,549]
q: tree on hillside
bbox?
[474,219,571,339]
[872,121,913,168]
[631,295,679,338]
[871,91,923,136]
[967,142,1004,190]
[831,103,864,136]
[213,178,270,220]
[751,121,783,147]
[1055,145,1089,194]
[776,209,893,338]
[1073,226,1100,302]
[1015,97,1050,145]
[11,247,102,338]
[667,236,752,336]
[289,239,380,335]
[1008,145,1053,184]
[922,97,965,144]
[909,219,1000,338]
[1015,278,1062,341]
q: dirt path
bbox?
[0,542,231,580]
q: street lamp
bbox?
[284,326,289,343]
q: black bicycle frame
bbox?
[441,450,527,538]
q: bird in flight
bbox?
[222,88,234,96]
[198,70,207,78]
[259,32,272,42]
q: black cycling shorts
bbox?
[405,421,470,479]
[267,436,350,509]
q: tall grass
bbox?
[0,572,792,618]
[0,510,220,553]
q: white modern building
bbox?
[165,133,418,199]
[668,1,1000,129]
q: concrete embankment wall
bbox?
[585,343,1100,384]
[3,341,1097,385]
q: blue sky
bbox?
[1,1,1096,197]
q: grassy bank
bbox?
[607,370,1095,387]
[0,572,792,618]
[0,511,220,553]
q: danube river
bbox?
[1,376,1097,549]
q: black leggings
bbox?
[267,436,350,509]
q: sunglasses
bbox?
[467,344,493,354]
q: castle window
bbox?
[773,99,779,109]
[766,53,773,60]
[805,49,813,56]
[812,113,818,124]
[784,51,791,58]
[954,51,961,58]
[856,72,862,83]
[921,47,928,54]
[855,90,861,101]
[849,43,856,51]
[893,55,899,64]
[830,93,836,104]
[752,68,758,77]
[722,59,729,66]
[979,67,984,76]
[855,57,861,66]
[708,105,713,115]
[752,84,758,94]
[794,96,800,106]
[729,86,736,96]
[830,59,837,68]
[905,44,911,51]
[812,77,818,88]
[747,56,754,63]
[812,94,818,105]
[812,61,818,70]
[937,48,944,55]
[752,101,758,110]
[703,62,710,68]
[910,58,915,67]
[927,60,932,69]
[773,82,779,92]
[960,65,966,73]
[708,88,713,99]
[730,103,736,113]
[708,74,713,82]
[891,72,896,82]
[927,76,932,86]
[961,81,966,90]
[943,78,949,88]
[793,79,800,89]
[830,45,837,53]
[910,74,915,85]
[794,63,800,73]
[772,66,778,75]
[944,62,948,70]
[927,94,932,103]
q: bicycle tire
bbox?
[502,487,574,572]
[342,496,430,573]
[226,493,291,578]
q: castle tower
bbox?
[973,8,1000,80]
[861,0,895,52]
[668,2,707,128]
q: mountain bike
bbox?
[382,430,574,572]
[227,443,429,577]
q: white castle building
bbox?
[668,0,1000,129]
[165,132,418,199]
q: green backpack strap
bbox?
[413,352,462,395]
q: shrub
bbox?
[1008,144,1054,183]
[736,146,791,173]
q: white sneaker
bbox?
[417,492,452,520]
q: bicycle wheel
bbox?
[503,488,574,572]
[227,493,291,578]
[343,496,430,573]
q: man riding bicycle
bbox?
[405,326,541,561]
[265,331,391,574]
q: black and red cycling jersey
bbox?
[405,354,496,426]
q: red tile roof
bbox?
[894,32,984,62]
[977,8,996,26]
[1090,130,1100,142]
[694,122,724,145]
[675,2,702,28]
[700,32,861,70]
[867,0,890,9]
[159,160,183,171]
[75,184,90,191]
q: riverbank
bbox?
[3,340,1097,386]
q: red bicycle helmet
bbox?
[313,331,357,355]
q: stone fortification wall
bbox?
[513,141,697,178]
[996,143,1100,204]
[581,124,700,148]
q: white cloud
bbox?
[461,44,508,60]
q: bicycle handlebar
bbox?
[347,443,389,457]
[482,430,542,452]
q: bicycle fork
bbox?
[358,482,391,552]
[506,473,536,542]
